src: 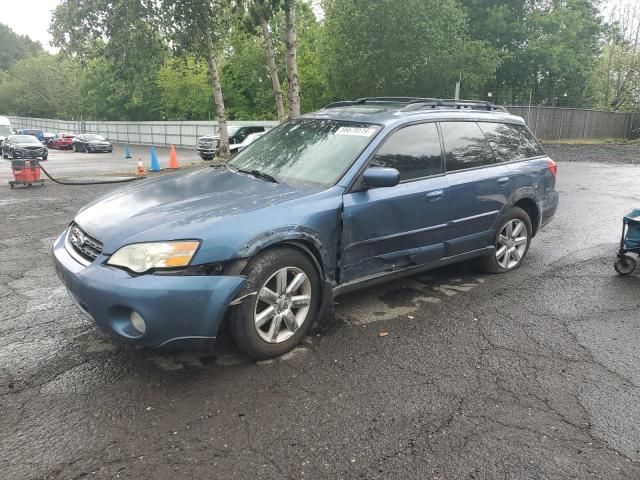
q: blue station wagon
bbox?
[53,98,559,359]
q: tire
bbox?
[614,255,636,275]
[480,207,532,273]
[230,247,321,360]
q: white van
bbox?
[0,116,13,147]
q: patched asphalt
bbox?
[2,145,640,479]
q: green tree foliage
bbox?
[0,23,43,71]
[50,0,167,120]
[588,2,640,111]
[465,0,603,105]
[157,56,214,120]
[0,54,80,118]
[321,0,500,100]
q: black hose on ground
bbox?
[39,164,143,186]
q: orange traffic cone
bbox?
[168,145,180,169]
[136,159,146,177]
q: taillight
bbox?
[547,159,557,177]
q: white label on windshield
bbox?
[335,127,377,137]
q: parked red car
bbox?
[48,133,75,150]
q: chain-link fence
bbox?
[7,108,640,146]
[506,106,639,140]
[6,117,279,149]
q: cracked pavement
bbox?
[2,146,640,479]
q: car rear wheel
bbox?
[480,207,532,274]
[230,247,320,359]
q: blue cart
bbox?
[615,209,640,274]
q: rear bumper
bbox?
[541,190,559,228]
[52,230,246,347]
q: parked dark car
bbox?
[17,129,45,143]
[53,98,558,359]
[43,132,56,144]
[197,125,266,160]
[48,132,75,150]
[73,134,113,153]
[2,134,48,160]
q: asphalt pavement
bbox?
[2,145,640,479]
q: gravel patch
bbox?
[544,143,640,164]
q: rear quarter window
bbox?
[478,122,544,162]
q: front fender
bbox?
[235,226,334,282]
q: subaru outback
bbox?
[53,98,559,359]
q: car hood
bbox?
[15,142,44,148]
[88,140,109,145]
[74,167,312,253]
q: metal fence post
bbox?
[558,108,564,140]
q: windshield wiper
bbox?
[237,168,279,184]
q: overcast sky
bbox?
[0,0,629,54]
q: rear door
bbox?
[440,121,515,256]
[341,122,449,282]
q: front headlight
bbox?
[107,241,201,273]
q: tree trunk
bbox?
[260,16,286,123]
[205,33,230,159]
[284,0,300,118]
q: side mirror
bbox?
[362,167,400,189]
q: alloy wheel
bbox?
[254,266,312,344]
[495,219,528,269]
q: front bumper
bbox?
[14,149,46,158]
[52,230,246,347]
[197,147,218,156]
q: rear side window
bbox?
[478,122,544,162]
[440,121,496,172]
[370,123,442,181]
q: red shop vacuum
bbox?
[9,159,44,189]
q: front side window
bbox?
[440,121,496,172]
[370,123,442,181]
[229,119,381,187]
[478,122,544,162]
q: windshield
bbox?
[13,135,39,143]
[228,119,380,186]
[85,134,105,141]
[0,126,12,137]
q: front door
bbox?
[340,122,449,283]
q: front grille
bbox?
[67,224,103,262]
[24,146,43,151]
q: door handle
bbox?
[426,190,444,202]
[496,176,511,186]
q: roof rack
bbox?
[323,97,508,113]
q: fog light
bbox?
[130,311,146,334]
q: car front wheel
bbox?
[230,247,320,359]
[481,207,532,273]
